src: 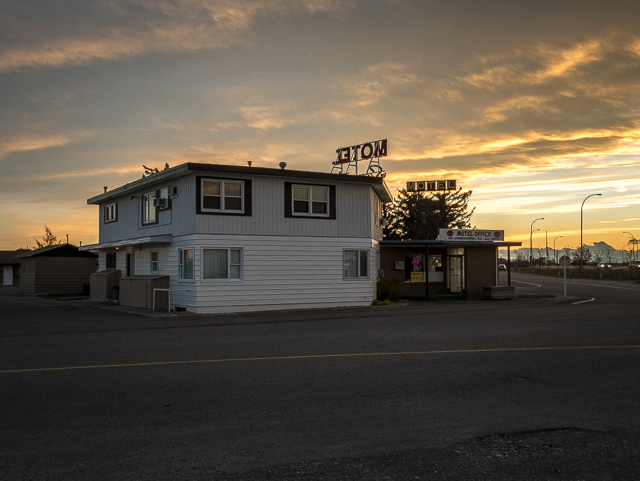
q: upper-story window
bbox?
[292,185,329,217]
[374,197,383,226]
[201,179,244,213]
[285,183,336,219]
[143,192,157,224]
[104,203,117,223]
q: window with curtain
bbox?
[143,192,156,224]
[203,248,242,280]
[343,249,369,278]
[179,248,194,280]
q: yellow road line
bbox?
[2,345,639,374]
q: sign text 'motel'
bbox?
[335,139,387,164]
[439,229,505,242]
[406,180,457,192]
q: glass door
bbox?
[448,256,464,293]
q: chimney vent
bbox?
[279,162,287,170]
[103,186,108,193]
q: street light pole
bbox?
[530,217,544,272]
[580,194,602,271]
[623,231,636,261]
[553,235,563,264]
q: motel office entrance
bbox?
[379,240,521,300]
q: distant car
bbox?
[498,264,506,271]
[630,261,640,269]
[598,263,612,268]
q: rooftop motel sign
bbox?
[334,139,387,164]
[406,180,457,192]
[332,139,387,176]
[439,229,505,242]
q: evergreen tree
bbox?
[383,188,475,240]
[34,225,58,248]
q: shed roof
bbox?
[16,244,98,258]
[0,250,28,265]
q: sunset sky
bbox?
[1,0,639,252]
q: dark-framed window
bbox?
[106,252,116,269]
[150,250,159,274]
[285,183,336,219]
[196,177,252,216]
[104,203,118,223]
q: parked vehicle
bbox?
[630,260,640,269]
[498,264,506,271]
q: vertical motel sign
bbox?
[406,179,457,192]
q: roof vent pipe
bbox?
[103,186,108,193]
[279,162,287,170]
[247,161,252,167]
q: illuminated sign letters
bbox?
[406,180,457,192]
[335,139,388,164]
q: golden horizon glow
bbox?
[1,1,640,250]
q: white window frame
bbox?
[201,179,245,213]
[105,203,117,223]
[178,248,194,281]
[343,249,369,279]
[143,192,157,224]
[292,184,330,217]
[374,197,383,226]
[201,248,243,281]
[150,250,159,274]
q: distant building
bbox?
[0,249,29,286]
[16,244,98,295]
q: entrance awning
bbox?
[79,235,172,251]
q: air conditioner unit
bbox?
[153,198,167,207]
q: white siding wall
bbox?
[98,173,378,242]
[147,234,378,314]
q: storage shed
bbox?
[17,244,98,295]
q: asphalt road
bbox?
[1,273,639,480]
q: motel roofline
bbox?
[87,162,393,205]
[381,240,522,248]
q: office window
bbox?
[292,185,329,216]
[106,253,116,269]
[104,203,117,223]
[143,192,157,224]
[202,248,242,280]
[343,249,369,278]
[405,254,444,282]
[201,179,244,213]
[179,248,194,280]
[150,250,159,274]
